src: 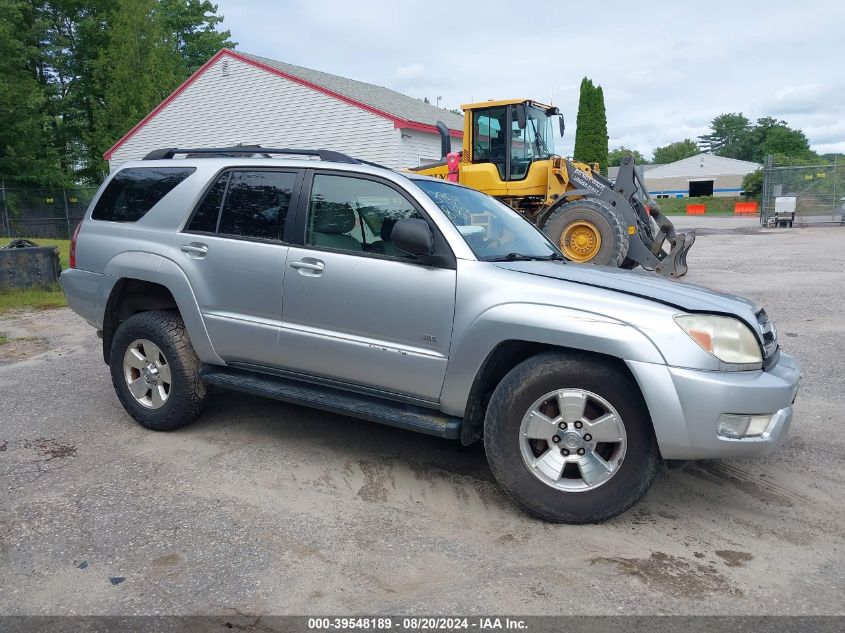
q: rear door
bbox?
[170,168,303,367]
[279,171,457,402]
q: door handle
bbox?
[290,259,325,273]
[180,243,208,258]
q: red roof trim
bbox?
[103,49,462,159]
[103,49,230,160]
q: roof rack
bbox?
[142,146,361,164]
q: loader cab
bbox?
[461,100,563,197]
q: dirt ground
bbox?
[1,221,843,616]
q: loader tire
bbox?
[543,199,628,267]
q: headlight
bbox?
[674,314,762,365]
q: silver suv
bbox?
[61,147,800,523]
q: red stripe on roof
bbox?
[103,49,229,160]
[103,49,461,160]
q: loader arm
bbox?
[554,156,695,277]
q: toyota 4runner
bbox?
[60,147,800,523]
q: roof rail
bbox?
[142,146,360,164]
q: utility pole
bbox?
[436,96,442,109]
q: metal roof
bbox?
[645,153,760,178]
[237,52,465,132]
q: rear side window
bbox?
[187,170,296,240]
[187,173,230,233]
[92,167,195,222]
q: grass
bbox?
[0,332,7,345]
[654,196,759,216]
[0,238,70,313]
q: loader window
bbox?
[472,106,507,179]
[510,105,555,180]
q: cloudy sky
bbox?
[215,0,845,158]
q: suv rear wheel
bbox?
[109,311,208,431]
[484,351,660,523]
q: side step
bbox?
[200,366,462,440]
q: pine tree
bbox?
[573,77,609,174]
[89,0,184,181]
[158,0,235,74]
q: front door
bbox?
[171,168,301,367]
[279,172,457,402]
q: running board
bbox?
[200,366,462,440]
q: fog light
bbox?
[718,414,773,438]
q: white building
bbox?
[644,153,761,198]
[104,49,464,171]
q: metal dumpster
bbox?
[0,239,62,290]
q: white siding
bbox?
[399,129,450,168]
[109,55,401,170]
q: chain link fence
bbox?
[761,156,845,226]
[0,183,98,240]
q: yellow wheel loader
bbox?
[412,99,695,277]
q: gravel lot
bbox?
[1,221,843,616]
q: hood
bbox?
[495,261,762,329]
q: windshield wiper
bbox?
[483,252,565,262]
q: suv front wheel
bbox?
[484,351,660,523]
[109,311,209,431]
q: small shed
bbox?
[644,153,760,198]
[104,49,464,171]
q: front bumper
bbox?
[627,352,800,460]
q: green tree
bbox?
[652,138,699,164]
[89,0,184,181]
[1,0,234,183]
[698,113,752,160]
[39,0,114,182]
[159,0,234,74]
[741,169,763,199]
[608,146,646,166]
[760,125,814,161]
[573,77,609,174]
[0,0,63,185]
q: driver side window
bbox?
[306,174,422,258]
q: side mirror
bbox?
[391,218,434,256]
[558,114,565,137]
[515,104,527,130]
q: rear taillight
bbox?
[69,221,82,269]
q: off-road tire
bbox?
[543,199,628,267]
[483,351,660,523]
[109,310,208,431]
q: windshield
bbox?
[522,106,556,160]
[413,179,561,261]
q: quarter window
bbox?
[187,173,229,233]
[92,167,195,222]
[307,174,421,257]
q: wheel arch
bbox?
[444,303,665,445]
[459,341,648,446]
[101,254,223,366]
